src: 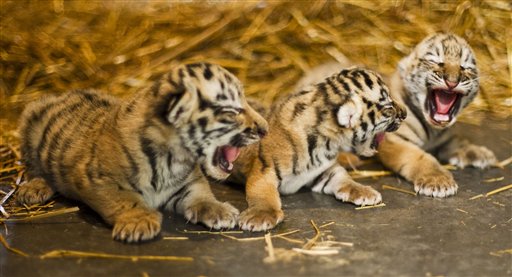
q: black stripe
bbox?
[225,73,233,83]
[186,66,197,78]
[350,76,363,91]
[46,108,87,178]
[36,101,85,166]
[360,121,368,132]
[164,185,187,211]
[197,117,208,131]
[78,90,114,108]
[140,136,159,191]
[357,70,373,90]
[178,68,186,81]
[404,95,430,140]
[85,141,98,186]
[22,95,66,157]
[197,89,213,110]
[121,144,140,186]
[394,133,412,143]
[322,172,336,194]
[292,102,307,119]
[229,133,245,148]
[272,157,282,185]
[281,127,300,174]
[258,144,269,171]
[173,186,189,212]
[307,134,317,166]
[47,96,112,179]
[336,75,351,92]
[326,139,332,152]
[167,73,180,89]
[228,88,235,101]
[315,106,325,127]
[203,64,213,80]
[56,110,107,187]
[175,189,192,212]
[351,132,358,153]
[368,110,376,125]
[216,94,228,101]
[125,98,137,113]
[203,126,238,140]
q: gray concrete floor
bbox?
[1,116,511,277]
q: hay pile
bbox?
[1,0,510,127]
[0,2,510,215]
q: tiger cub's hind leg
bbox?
[16,177,55,205]
[311,165,382,206]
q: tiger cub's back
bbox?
[19,90,118,187]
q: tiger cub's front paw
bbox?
[113,209,162,243]
[239,207,284,232]
[16,178,54,205]
[449,145,497,169]
[414,170,457,198]
[335,181,382,206]
[184,201,239,229]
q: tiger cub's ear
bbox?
[336,97,363,129]
[156,73,198,126]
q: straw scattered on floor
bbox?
[483,177,505,183]
[0,206,79,223]
[485,184,512,197]
[40,250,194,262]
[489,249,512,257]
[382,185,417,196]
[355,203,386,210]
[0,234,30,257]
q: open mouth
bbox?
[427,89,462,125]
[213,145,241,173]
[371,133,385,149]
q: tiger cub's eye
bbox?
[381,107,395,118]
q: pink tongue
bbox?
[435,91,457,114]
[222,146,241,163]
[376,133,385,145]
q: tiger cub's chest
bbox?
[140,154,195,209]
[279,159,336,195]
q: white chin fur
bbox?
[356,147,377,158]
[204,163,230,180]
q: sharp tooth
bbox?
[227,163,234,171]
[434,113,450,122]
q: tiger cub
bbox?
[233,68,406,231]
[16,62,268,242]
[379,33,497,197]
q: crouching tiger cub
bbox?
[16,62,268,242]
[379,33,497,197]
[232,68,406,231]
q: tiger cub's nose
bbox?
[395,103,407,121]
[257,125,268,138]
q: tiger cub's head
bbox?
[329,69,407,157]
[398,33,479,128]
[153,63,268,181]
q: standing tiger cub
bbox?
[233,68,406,231]
[379,33,497,197]
[16,62,268,242]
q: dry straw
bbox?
[0,0,510,224]
[0,0,510,129]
